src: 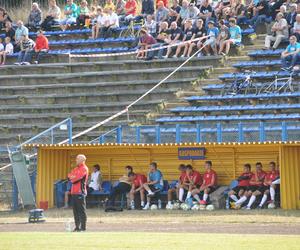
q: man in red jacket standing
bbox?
[68,154,89,232]
[34,29,49,64]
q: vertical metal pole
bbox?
[281,121,287,141]
[117,126,122,144]
[155,125,161,144]
[259,122,265,142]
[13,178,18,211]
[51,129,54,144]
[68,118,73,144]
[238,122,244,142]
[217,123,222,143]
[196,124,201,143]
[136,126,141,144]
[175,124,181,143]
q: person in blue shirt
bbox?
[143,162,163,210]
[281,35,300,69]
[219,18,242,55]
[201,20,219,56]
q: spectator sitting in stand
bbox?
[168,0,181,25]
[199,0,215,28]
[76,0,90,27]
[250,0,270,30]
[163,21,183,58]
[141,0,155,18]
[4,21,15,43]
[33,30,49,64]
[155,1,169,24]
[15,21,29,52]
[287,3,297,32]
[15,35,35,65]
[201,20,219,56]
[216,19,229,55]
[60,0,78,31]
[27,2,42,31]
[144,15,157,37]
[281,35,300,70]
[0,37,14,65]
[136,28,156,59]
[91,7,107,39]
[174,19,195,57]
[100,7,119,38]
[179,0,190,27]
[156,0,168,9]
[187,2,200,24]
[292,14,300,42]
[186,18,205,57]
[0,7,13,30]
[104,0,116,12]
[232,0,247,25]
[264,12,288,50]
[123,0,138,25]
[116,0,126,16]
[219,17,241,55]
[0,38,4,57]
[41,0,61,31]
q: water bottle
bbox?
[158,199,162,209]
[65,219,72,232]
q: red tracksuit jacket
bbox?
[68,163,89,195]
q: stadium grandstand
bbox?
[0,0,299,241]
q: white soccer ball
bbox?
[206,204,215,211]
[180,203,190,211]
[268,203,276,209]
[199,204,206,210]
[173,202,180,210]
[150,204,158,210]
[191,204,200,211]
[166,204,174,210]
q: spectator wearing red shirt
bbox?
[129,172,147,209]
[156,0,168,8]
[228,164,253,204]
[233,162,266,209]
[167,164,186,205]
[191,161,217,205]
[67,154,89,232]
[123,0,137,24]
[34,30,49,64]
[136,28,156,59]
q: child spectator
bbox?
[174,19,194,58]
[144,15,157,37]
[41,0,61,31]
[77,0,90,27]
[136,28,156,59]
[0,37,14,65]
[219,18,241,55]
[186,18,205,57]
[100,7,119,38]
[202,20,219,56]
[163,21,183,58]
[34,30,49,64]
[0,7,13,30]
[60,0,78,31]
[27,2,42,31]
[15,35,35,65]
[91,7,107,39]
[216,19,229,55]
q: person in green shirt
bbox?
[77,0,90,27]
[60,0,78,31]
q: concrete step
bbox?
[0,66,211,86]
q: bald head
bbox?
[76,154,86,166]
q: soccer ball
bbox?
[166,204,173,210]
[173,202,180,210]
[180,203,190,211]
[199,204,206,210]
[191,204,200,211]
[150,204,158,210]
[268,203,276,209]
[206,204,215,211]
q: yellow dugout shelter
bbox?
[26,141,300,210]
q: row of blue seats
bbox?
[49,37,136,46]
[219,70,298,80]
[156,113,300,123]
[248,49,284,57]
[186,91,300,102]
[170,103,300,113]
[233,59,281,68]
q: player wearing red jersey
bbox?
[181,165,202,202]
[191,161,217,205]
[167,164,186,206]
[228,164,253,204]
[234,162,266,209]
[257,161,280,208]
[129,173,147,209]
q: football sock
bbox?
[203,193,208,202]
[247,195,256,208]
[235,195,247,205]
[179,188,184,202]
[186,191,192,200]
[270,186,275,201]
[167,201,172,206]
[193,194,201,202]
[259,194,268,207]
[230,194,238,202]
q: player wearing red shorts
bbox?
[181,164,202,202]
[191,161,217,205]
[129,173,147,209]
[234,162,266,209]
[257,161,280,208]
[228,163,253,205]
[167,164,186,206]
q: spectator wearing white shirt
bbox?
[0,37,14,65]
[100,7,119,38]
[91,7,107,39]
[88,164,102,193]
[144,15,157,37]
[292,14,300,42]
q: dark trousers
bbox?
[72,194,87,230]
[107,182,131,206]
[281,54,300,68]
